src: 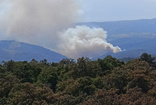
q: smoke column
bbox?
[58,26,121,58]
[0,0,121,59]
[1,0,79,49]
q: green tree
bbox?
[37,67,58,91]
[7,83,56,105]
[103,69,128,93]
[3,60,15,72]
[98,55,124,73]
[140,53,156,68]
[60,58,75,65]
[0,73,20,105]
[12,62,42,83]
[72,57,102,78]
[127,70,150,93]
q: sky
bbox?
[79,0,156,22]
[1,0,156,22]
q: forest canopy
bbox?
[1,53,156,105]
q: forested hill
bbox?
[78,18,156,59]
[1,53,156,104]
[0,40,67,62]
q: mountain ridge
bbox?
[1,18,156,61]
[0,40,67,62]
[78,18,156,59]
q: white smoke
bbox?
[58,26,121,59]
[2,0,79,49]
[0,0,121,59]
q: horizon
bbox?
[77,17,156,23]
[79,0,156,22]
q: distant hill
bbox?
[93,49,148,62]
[78,18,156,35]
[1,18,156,61]
[0,40,67,62]
[79,18,156,59]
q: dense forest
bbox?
[1,53,156,105]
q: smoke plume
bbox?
[0,0,121,59]
[1,0,79,49]
[58,26,121,58]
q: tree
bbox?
[7,83,56,105]
[40,59,48,65]
[57,77,96,96]
[127,70,150,93]
[79,89,119,105]
[37,67,58,91]
[11,62,42,83]
[140,53,156,68]
[72,57,90,78]
[60,58,75,65]
[98,55,124,73]
[103,69,128,93]
[0,73,20,104]
[3,60,15,72]
[30,59,38,63]
[72,57,102,78]
[0,74,20,97]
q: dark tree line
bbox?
[0,53,156,105]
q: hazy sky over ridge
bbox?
[0,0,155,58]
[79,0,156,22]
[1,0,156,22]
[0,0,122,58]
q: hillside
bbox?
[78,18,156,59]
[0,40,67,62]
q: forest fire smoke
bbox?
[0,0,121,59]
[58,26,121,58]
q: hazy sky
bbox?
[79,0,156,22]
[1,0,156,22]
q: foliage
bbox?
[7,83,56,105]
[37,67,58,91]
[98,55,124,73]
[1,54,156,105]
[140,53,156,68]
